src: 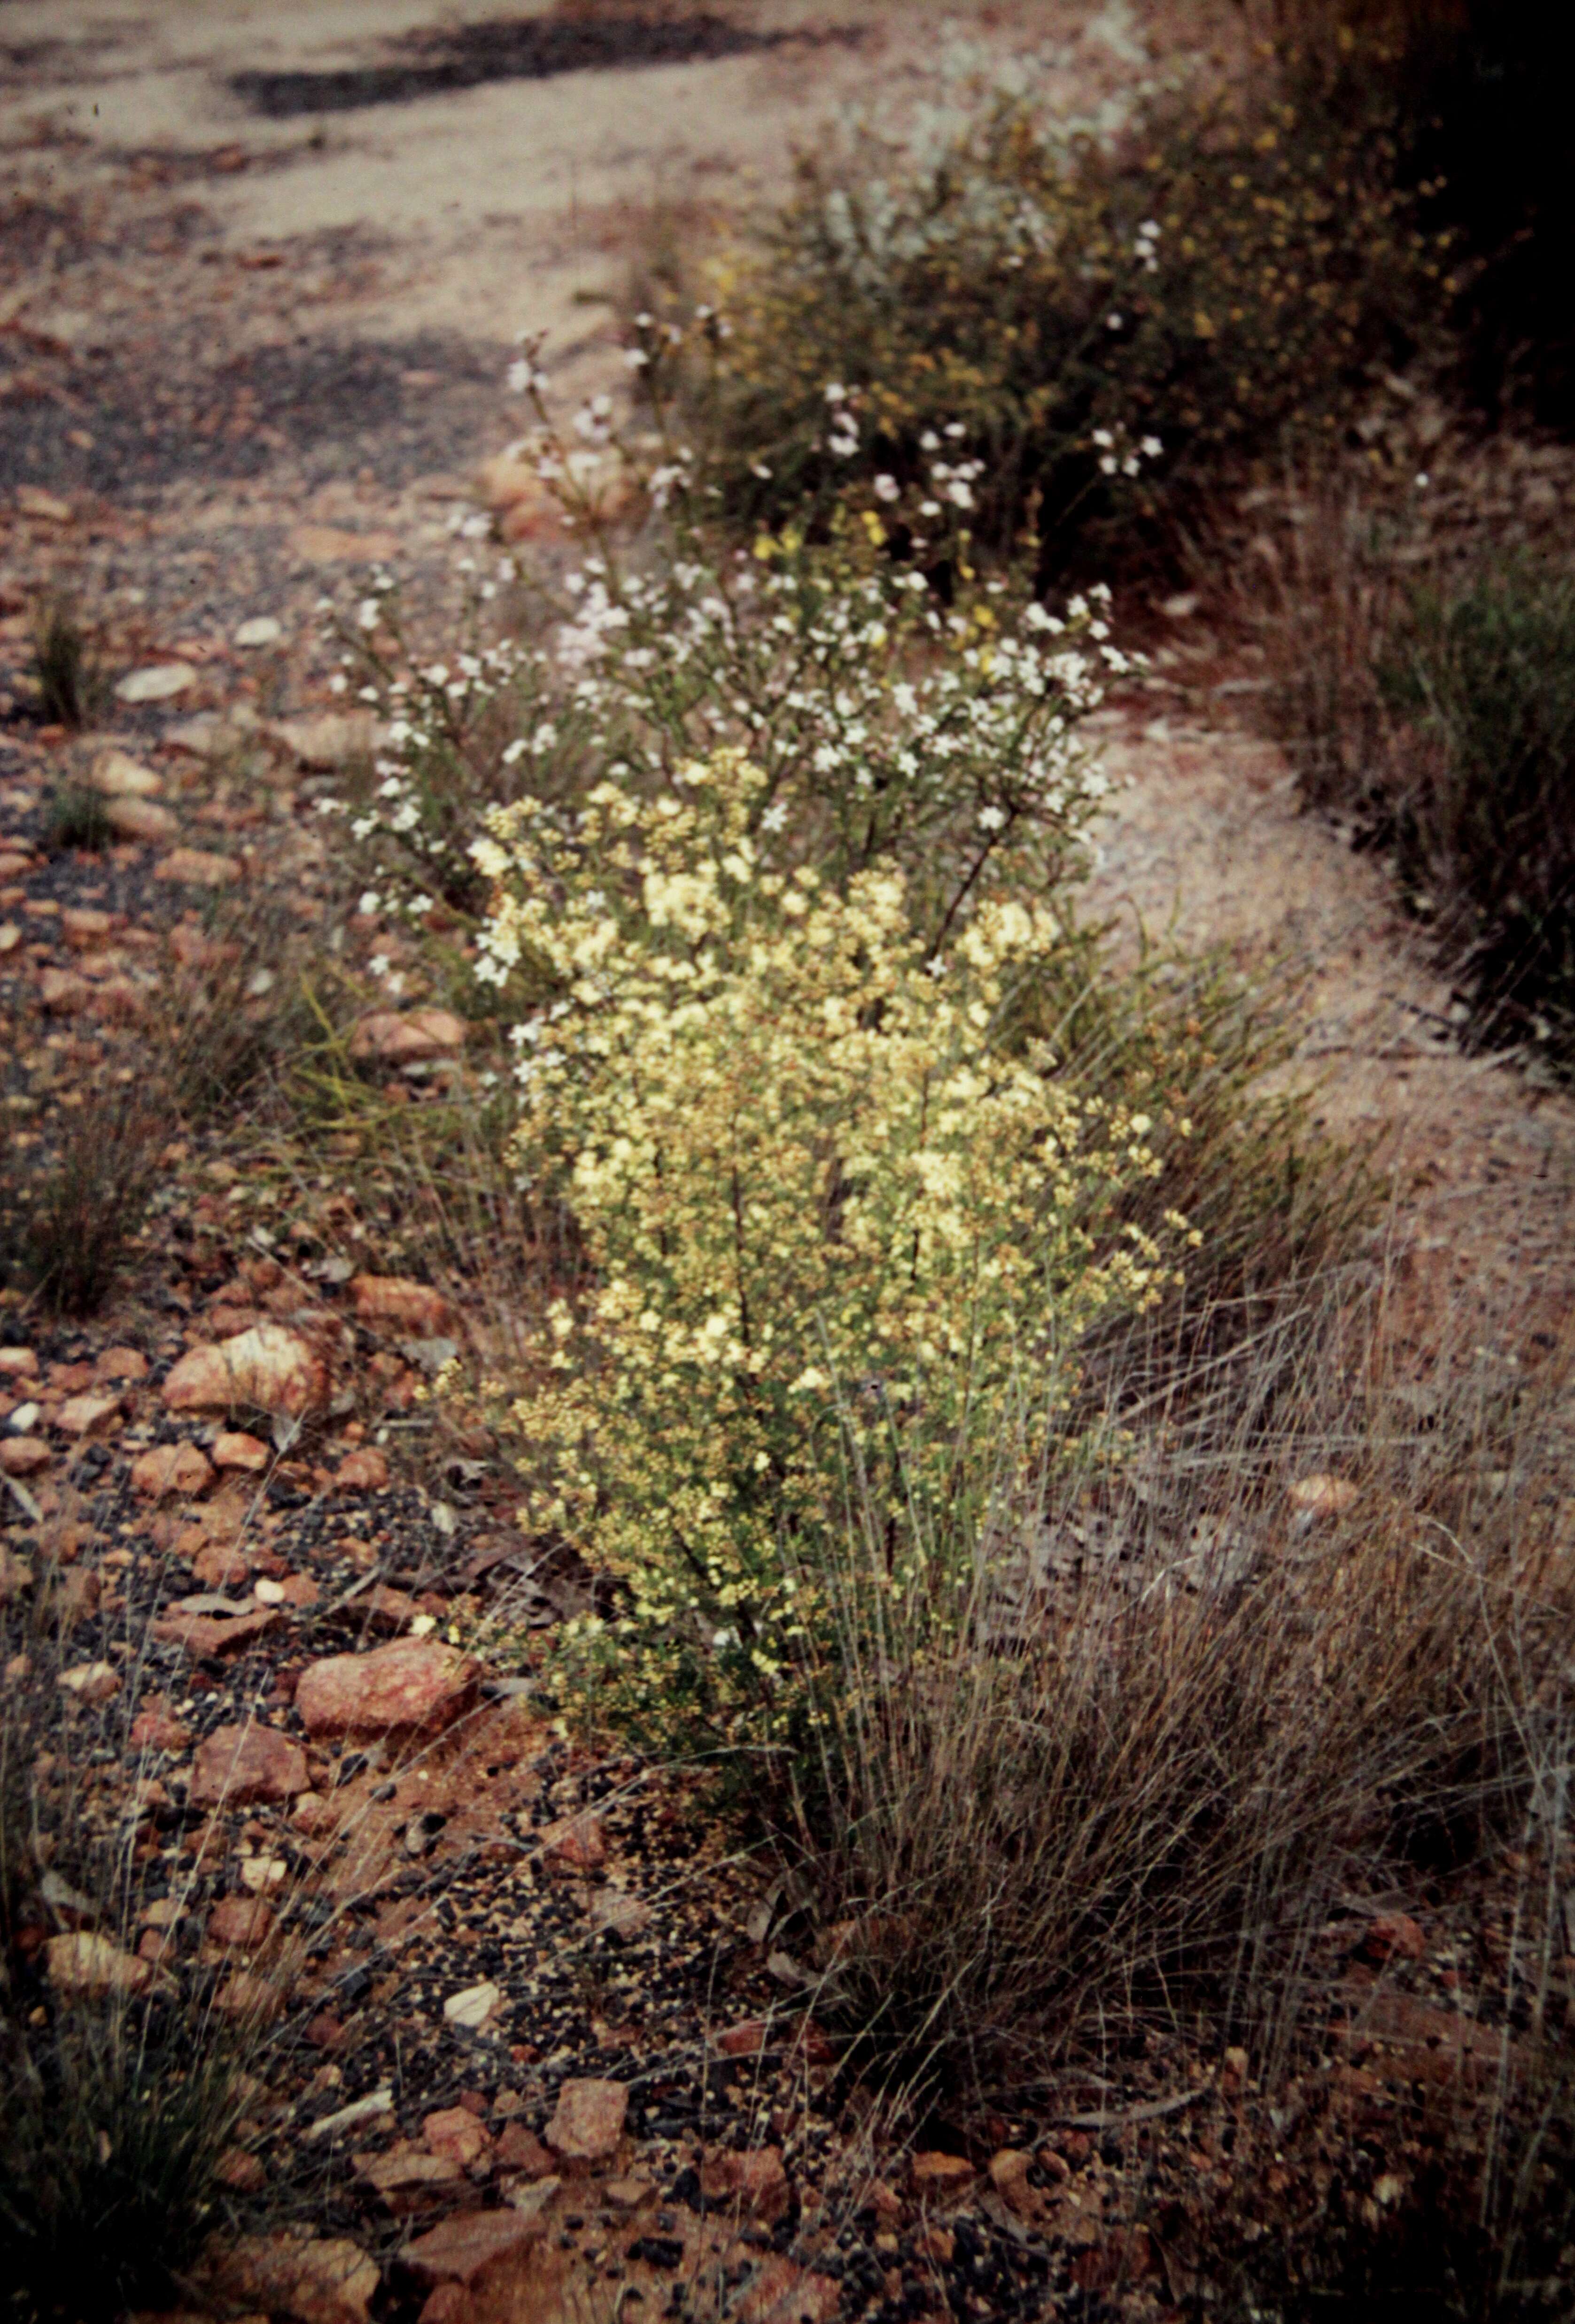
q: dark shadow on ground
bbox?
[228,10,845,118]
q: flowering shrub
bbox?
[473,752,1177,1762]
[335,460,1134,936]
[661,62,1446,558]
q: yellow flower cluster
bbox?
[476,751,1172,1755]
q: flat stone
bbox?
[38,967,90,1015]
[424,2107,492,2167]
[155,846,242,886]
[214,1428,271,1472]
[1288,1472,1359,1518]
[89,748,162,799]
[55,1391,121,1438]
[493,2123,555,2177]
[95,1345,148,1383]
[235,615,284,648]
[0,1348,38,1378]
[152,1603,280,1658]
[403,2208,547,2288]
[544,2079,626,2163]
[700,2145,790,2222]
[359,2150,466,2198]
[442,1980,502,2031]
[163,1324,328,1418]
[265,711,383,770]
[116,661,196,704]
[213,1970,284,2021]
[910,2151,977,2198]
[541,1813,605,1875]
[202,2232,380,2324]
[190,1722,309,1806]
[130,1705,191,1751]
[62,905,118,944]
[105,794,178,842]
[335,1446,389,1491]
[208,1894,278,1948]
[60,1659,121,1704]
[349,1008,467,1065]
[0,1437,50,1476]
[131,1441,215,1499]
[45,1931,152,1997]
[351,1275,451,1334]
[295,1637,480,1740]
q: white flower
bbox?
[327,673,347,694]
[977,804,1007,830]
[1140,436,1162,459]
[368,953,390,978]
[1107,312,1123,330]
[824,381,846,403]
[874,473,900,502]
[357,890,381,917]
[624,347,650,369]
[501,738,528,766]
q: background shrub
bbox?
[656,45,1441,569]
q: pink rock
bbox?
[95,1345,149,1383]
[130,1705,191,1751]
[351,1275,451,1334]
[189,1722,309,1807]
[208,1894,277,1948]
[700,2146,791,2223]
[214,1429,271,1472]
[105,794,178,842]
[541,1813,606,1875]
[162,1324,328,1418]
[202,2233,379,2324]
[403,2208,547,2288]
[45,1932,152,1997]
[335,1446,389,1491]
[60,1660,121,1704]
[131,1442,215,1499]
[1,1438,51,1476]
[295,1638,480,1740]
[544,2078,627,2163]
[0,1348,39,1378]
[349,1008,467,1065]
[56,1391,120,1438]
[423,2107,492,2168]
[214,1970,283,2022]
[39,967,90,1015]
[152,1604,280,1658]
[155,846,241,886]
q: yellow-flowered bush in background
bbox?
[473,752,1177,1764]
[659,62,1448,561]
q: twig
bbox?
[1046,2084,1210,2130]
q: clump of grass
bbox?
[779,1281,1567,2108]
[159,900,323,1122]
[3,1086,164,1316]
[31,601,105,732]
[0,1660,249,2324]
[0,2007,246,2324]
[45,782,114,856]
[1378,554,1575,1062]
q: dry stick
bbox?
[1046,2084,1210,2131]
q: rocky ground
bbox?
[4,6,1575,2323]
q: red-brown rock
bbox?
[336,1446,390,1491]
[540,1813,606,1875]
[202,2232,379,2324]
[131,1441,215,1499]
[493,2123,556,2178]
[208,1894,277,1949]
[294,1638,480,1740]
[351,1276,451,1335]
[403,2209,548,2288]
[349,1008,467,1065]
[130,1704,191,1752]
[700,2145,791,2223]
[190,1721,309,1806]
[544,2078,626,2163]
[423,2107,492,2168]
[163,1324,328,1418]
[152,1603,280,1658]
